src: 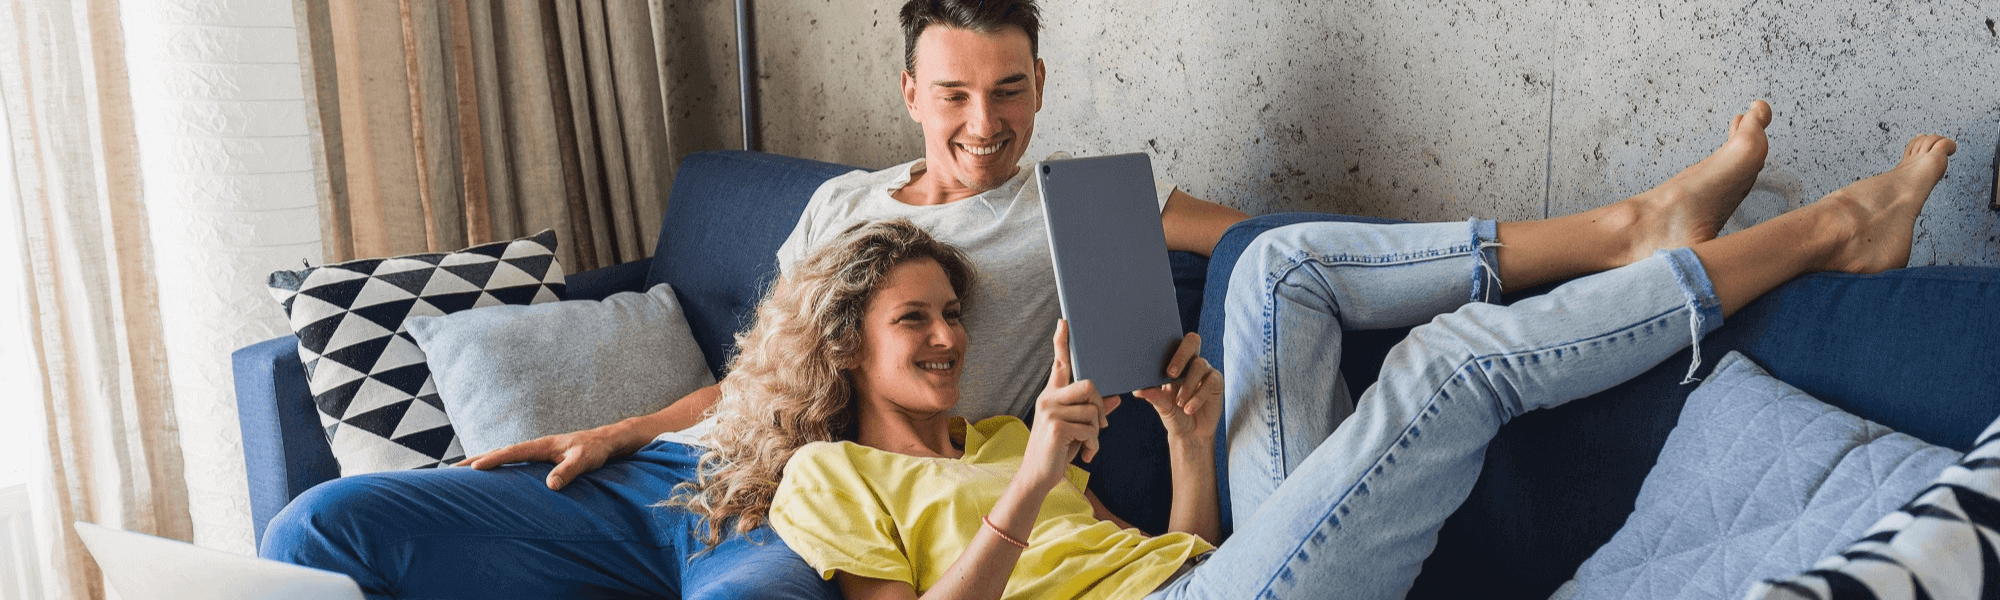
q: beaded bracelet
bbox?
[982,515,1028,549]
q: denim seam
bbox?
[1256,254,1315,485]
[1465,305,1686,366]
[1252,353,1472,599]
[1294,245,1483,269]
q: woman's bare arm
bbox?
[1133,333,1224,544]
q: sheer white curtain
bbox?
[2,0,192,597]
[2,0,319,597]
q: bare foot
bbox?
[1812,134,1957,273]
[1595,100,1774,265]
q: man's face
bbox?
[901,26,1045,193]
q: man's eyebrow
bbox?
[930,72,1030,88]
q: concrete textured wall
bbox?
[743,0,2000,266]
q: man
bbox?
[457,0,1250,489]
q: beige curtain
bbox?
[299,0,681,272]
[1,0,194,598]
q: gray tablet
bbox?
[1036,153,1183,396]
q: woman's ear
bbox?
[833,347,861,371]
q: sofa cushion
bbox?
[265,230,566,474]
[1747,412,2000,600]
[406,284,715,456]
[647,151,860,378]
[1558,351,1960,600]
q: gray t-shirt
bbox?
[774,155,1170,421]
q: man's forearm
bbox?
[616,383,722,441]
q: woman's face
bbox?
[850,258,968,418]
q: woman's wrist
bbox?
[1009,467,1059,499]
[1165,428,1216,449]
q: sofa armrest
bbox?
[233,335,338,547]
[565,257,653,301]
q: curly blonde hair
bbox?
[670,219,976,547]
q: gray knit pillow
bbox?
[1746,411,2000,600]
[405,284,715,455]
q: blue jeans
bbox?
[1150,220,1722,599]
[260,441,837,600]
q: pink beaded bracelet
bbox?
[982,515,1028,549]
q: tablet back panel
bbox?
[1036,153,1183,396]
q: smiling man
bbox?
[754,0,1248,427]
[459,0,1246,475]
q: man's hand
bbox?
[1022,320,1120,494]
[1132,332,1221,442]
[455,421,650,490]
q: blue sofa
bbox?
[234,150,2000,598]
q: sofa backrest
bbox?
[647,151,861,378]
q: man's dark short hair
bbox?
[899,0,1042,73]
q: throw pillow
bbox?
[267,230,566,475]
[1745,410,2000,600]
[1553,351,1961,600]
[405,283,716,456]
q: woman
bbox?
[678,131,1958,600]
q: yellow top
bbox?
[768,416,1214,599]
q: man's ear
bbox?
[902,70,921,122]
[1032,58,1047,112]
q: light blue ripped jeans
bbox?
[1147,220,1723,600]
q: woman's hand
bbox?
[456,420,651,490]
[1133,332,1221,443]
[1021,320,1120,495]
[1134,332,1224,543]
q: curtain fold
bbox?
[1,0,193,598]
[301,0,676,272]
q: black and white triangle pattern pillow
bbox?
[1747,412,2000,600]
[267,230,566,475]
